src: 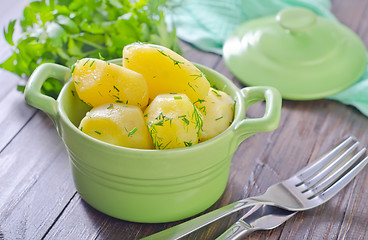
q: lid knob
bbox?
[277,7,316,32]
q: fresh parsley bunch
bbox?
[1,0,181,98]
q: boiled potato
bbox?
[79,103,153,149]
[123,43,210,103]
[144,94,203,149]
[72,58,149,108]
[195,88,234,141]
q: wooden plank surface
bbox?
[0,0,368,239]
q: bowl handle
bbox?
[233,86,282,147]
[25,63,71,122]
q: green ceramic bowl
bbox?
[24,60,281,223]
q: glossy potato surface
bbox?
[123,43,210,103]
[79,103,153,149]
[72,58,148,108]
[144,94,203,149]
[195,88,234,141]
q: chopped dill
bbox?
[107,104,113,109]
[198,106,207,115]
[115,100,124,103]
[190,73,203,80]
[178,115,190,126]
[174,96,182,100]
[83,59,90,66]
[162,140,172,150]
[216,116,223,121]
[71,64,76,74]
[111,95,119,99]
[192,107,203,136]
[188,82,196,92]
[98,52,105,60]
[184,141,192,147]
[156,49,168,57]
[113,85,120,92]
[155,120,164,126]
[79,98,91,106]
[90,60,96,67]
[155,112,173,126]
[128,127,137,137]
[168,55,184,68]
[156,49,184,68]
[156,112,164,120]
[193,99,206,104]
[94,130,101,135]
[212,89,222,97]
[147,123,164,149]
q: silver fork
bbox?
[216,204,296,239]
[143,137,368,240]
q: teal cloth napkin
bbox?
[167,0,368,116]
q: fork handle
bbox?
[216,220,254,240]
[142,199,260,240]
[215,205,264,240]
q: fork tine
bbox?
[295,137,357,184]
[307,148,366,196]
[317,155,368,202]
[301,142,359,187]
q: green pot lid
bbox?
[223,7,367,100]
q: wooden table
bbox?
[1,0,368,239]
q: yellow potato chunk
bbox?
[79,103,153,149]
[72,58,149,108]
[195,88,234,141]
[144,94,203,149]
[123,43,210,103]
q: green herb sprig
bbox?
[1,0,181,98]
[128,127,137,137]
